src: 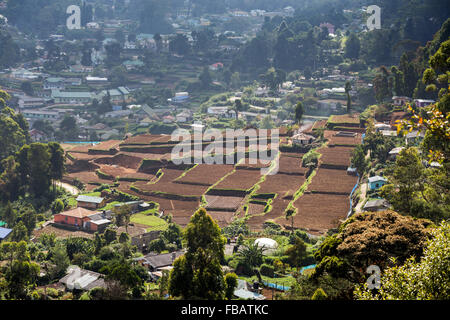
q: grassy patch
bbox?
[130,213,168,232]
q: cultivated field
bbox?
[62,117,361,232]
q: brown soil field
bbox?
[205,195,245,210]
[324,130,362,146]
[290,193,350,234]
[308,168,358,194]
[257,173,306,195]
[312,120,328,130]
[329,114,361,125]
[206,211,235,228]
[213,169,263,191]
[175,164,234,186]
[247,203,266,216]
[67,152,113,161]
[89,140,121,151]
[121,134,173,145]
[278,155,307,175]
[93,153,144,170]
[34,224,94,239]
[247,197,292,230]
[317,146,354,167]
[65,171,112,190]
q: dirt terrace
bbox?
[291,193,350,235]
[317,146,355,167]
[308,168,358,194]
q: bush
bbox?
[260,264,275,277]
[311,288,328,300]
[51,199,65,214]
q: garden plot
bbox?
[207,211,236,228]
[65,171,112,191]
[93,153,144,170]
[324,130,362,146]
[213,169,263,191]
[174,164,234,186]
[246,197,292,230]
[204,195,245,211]
[277,155,307,175]
[121,134,174,145]
[308,168,358,195]
[257,173,306,195]
[317,146,355,168]
[290,193,350,234]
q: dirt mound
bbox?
[94,153,143,170]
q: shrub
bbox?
[260,264,275,277]
[311,288,328,300]
[51,199,64,214]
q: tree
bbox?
[199,66,212,88]
[345,33,360,60]
[168,208,226,299]
[295,102,304,125]
[105,42,122,67]
[169,34,190,55]
[51,199,64,214]
[0,241,40,299]
[285,236,307,270]
[224,273,238,300]
[113,205,132,233]
[50,242,70,279]
[20,82,34,96]
[351,144,367,176]
[47,142,65,190]
[380,148,425,216]
[345,81,352,113]
[312,211,432,286]
[1,202,16,227]
[355,220,450,300]
[236,242,264,276]
[311,288,328,300]
[59,115,78,140]
[10,221,29,243]
[0,105,27,162]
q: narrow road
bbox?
[354,182,367,213]
[56,181,80,195]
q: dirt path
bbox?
[56,181,80,195]
[354,182,367,213]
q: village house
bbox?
[388,147,405,160]
[405,130,426,145]
[29,129,47,142]
[76,195,106,209]
[53,207,111,232]
[18,96,46,109]
[392,96,411,106]
[134,250,185,273]
[368,176,388,191]
[59,266,106,291]
[52,90,94,104]
[207,106,237,119]
[21,109,61,121]
[414,99,435,108]
[169,92,189,104]
[363,199,391,212]
[175,110,193,123]
[292,133,315,146]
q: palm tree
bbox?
[236,242,265,281]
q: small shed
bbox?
[0,227,13,242]
[363,199,390,212]
[76,195,106,209]
[368,176,387,190]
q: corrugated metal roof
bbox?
[76,195,104,204]
[0,227,12,239]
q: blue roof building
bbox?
[0,227,13,242]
